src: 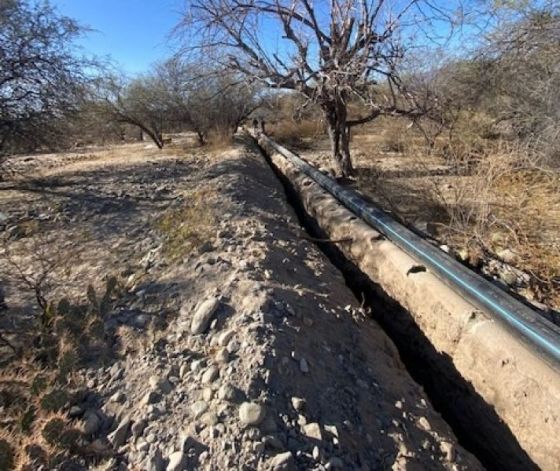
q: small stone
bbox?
[166,450,186,471]
[497,248,517,264]
[499,269,517,286]
[108,418,131,448]
[417,416,431,431]
[302,422,322,441]
[217,384,236,401]
[190,359,204,372]
[149,376,159,388]
[239,402,266,426]
[326,457,344,469]
[201,366,219,384]
[202,387,214,402]
[217,330,234,346]
[143,391,161,405]
[149,376,173,394]
[191,401,208,419]
[133,314,150,329]
[290,397,305,412]
[395,400,403,409]
[179,364,189,379]
[109,364,124,380]
[324,424,338,438]
[189,297,220,334]
[137,439,149,452]
[110,391,126,403]
[215,348,229,363]
[312,445,320,460]
[226,338,240,353]
[253,441,265,454]
[68,405,83,418]
[246,427,261,441]
[299,358,309,373]
[440,441,456,462]
[146,448,165,471]
[201,412,219,426]
[131,419,147,438]
[269,451,295,470]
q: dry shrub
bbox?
[271,119,323,147]
[380,119,412,153]
[205,128,234,152]
[437,142,560,305]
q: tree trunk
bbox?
[196,131,206,146]
[140,126,164,149]
[324,100,354,177]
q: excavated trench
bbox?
[254,136,560,471]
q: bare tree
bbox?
[0,0,96,156]
[178,0,459,176]
[155,58,263,144]
[96,75,168,149]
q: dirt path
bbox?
[0,137,481,469]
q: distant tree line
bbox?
[0,0,265,159]
[2,0,560,170]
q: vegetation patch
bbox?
[155,189,216,262]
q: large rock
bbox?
[302,423,322,441]
[239,402,266,426]
[145,448,165,471]
[269,451,295,470]
[108,417,131,448]
[189,297,221,335]
[201,366,219,384]
[83,410,102,436]
[166,450,186,471]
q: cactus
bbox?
[86,285,98,310]
[56,350,79,383]
[19,406,35,434]
[0,438,14,470]
[30,375,48,397]
[41,417,80,450]
[39,389,69,413]
[56,298,70,317]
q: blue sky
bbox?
[49,0,185,74]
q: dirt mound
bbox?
[0,137,480,469]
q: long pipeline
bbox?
[256,132,560,368]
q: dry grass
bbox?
[271,119,324,148]
[350,121,560,311]
[155,188,216,262]
[205,128,235,152]
[438,147,560,307]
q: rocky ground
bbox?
[0,135,481,470]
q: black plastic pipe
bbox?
[257,133,560,369]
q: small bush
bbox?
[0,437,14,470]
[381,119,411,153]
[271,119,323,147]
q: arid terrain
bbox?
[276,123,560,325]
[0,136,482,470]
